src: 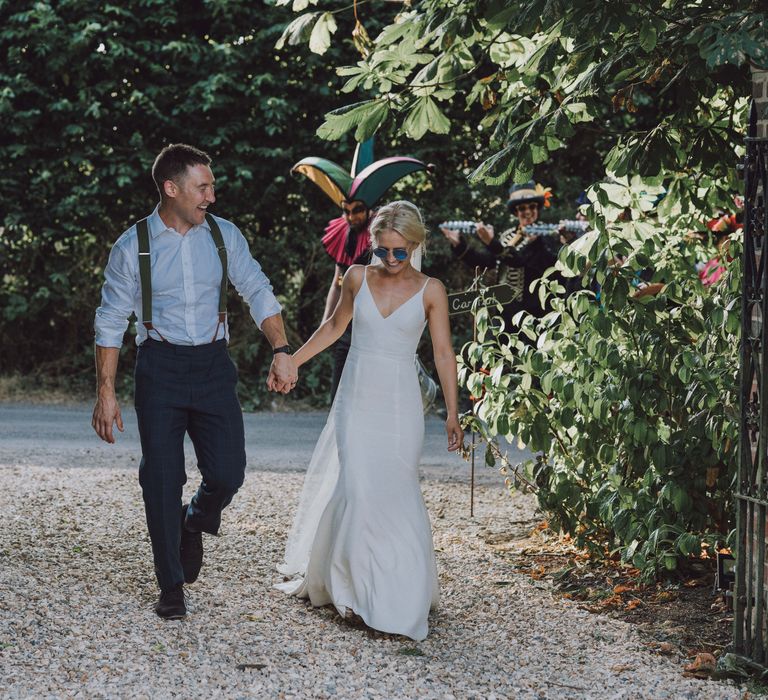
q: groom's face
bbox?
[164,164,216,229]
[342,200,369,234]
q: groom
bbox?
[92,143,297,619]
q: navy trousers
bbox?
[134,339,246,591]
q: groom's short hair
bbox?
[152,144,212,197]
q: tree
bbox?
[0,0,520,403]
[0,0,383,402]
[279,0,763,189]
[278,0,766,574]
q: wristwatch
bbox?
[272,345,291,355]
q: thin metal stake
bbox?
[470,429,475,518]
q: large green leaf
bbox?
[316,100,383,141]
[402,96,450,140]
[308,11,337,55]
[275,12,319,50]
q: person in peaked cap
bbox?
[291,139,430,400]
[440,181,557,324]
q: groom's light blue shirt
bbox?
[94,206,282,347]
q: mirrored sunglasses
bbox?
[373,246,409,261]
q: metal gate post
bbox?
[735,100,768,661]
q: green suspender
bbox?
[205,213,228,325]
[136,218,155,334]
[136,215,229,341]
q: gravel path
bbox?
[0,407,743,698]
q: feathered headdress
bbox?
[291,139,431,209]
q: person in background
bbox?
[291,139,431,400]
[439,181,557,323]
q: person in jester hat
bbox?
[291,139,430,400]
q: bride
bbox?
[276,200,462,641]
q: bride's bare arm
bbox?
[425,279,463,451]
[293,265,363,368]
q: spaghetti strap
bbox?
[351,266,370,304]
[418,276,431,317]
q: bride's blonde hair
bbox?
[370,200,427,254]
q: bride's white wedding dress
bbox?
[276,267,439,641]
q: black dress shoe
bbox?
[180,503,203,584]
[155,584,186,619]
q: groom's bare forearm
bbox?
[95,345,120,397]
[261,313,289,349]
[93,344,124,443]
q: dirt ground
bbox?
[483,519,740,682]
[0,382,735,661]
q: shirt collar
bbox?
[147,205,168,239]
[147,204,211,238]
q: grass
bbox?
[0,372,326,412]
[0,373,93,405]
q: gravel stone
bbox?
[0,422,742,699]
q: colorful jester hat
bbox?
[290,138,430,210]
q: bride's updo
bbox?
[369,200,427,253]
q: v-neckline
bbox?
[365,269,426,321]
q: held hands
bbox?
[267,352,299,394]
[445,415,463,452]
[91,392,124,444]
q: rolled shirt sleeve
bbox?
[225,224,282,329]
[94,236,138,348]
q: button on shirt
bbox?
[94,207,282,347]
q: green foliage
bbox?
[276,0,762,575]
[280,0,764,187]
[461,174,741,578]
[0,0,629,408]
[0,0,485,403]
[0,0,355,402]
